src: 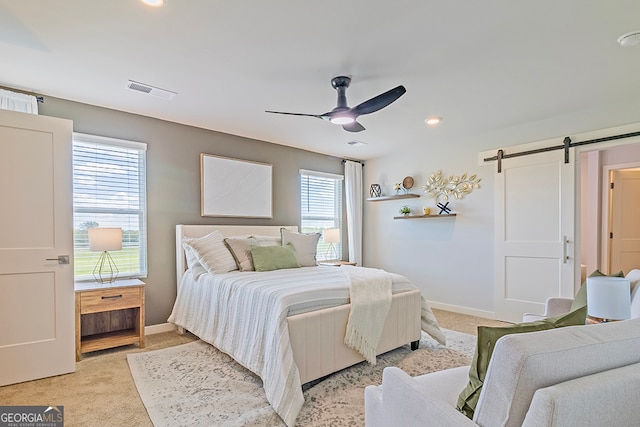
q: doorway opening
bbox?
[580,145,640,280]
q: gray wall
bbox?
[39,96,345,325]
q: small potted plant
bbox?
[399,205,411,215]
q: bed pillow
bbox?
[182,240,201,270]
[224,237,258,271]
[250,243,301,272]
[250,235,282,246]
[185,230,238,274]
[182,240,207,280]
[456,305,587,419]
[281,228,321,267]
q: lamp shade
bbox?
[586,276,631,321]
[88,227,123,252]
[323,228,340,244]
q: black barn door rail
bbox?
[484,130,640,173]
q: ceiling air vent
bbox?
[126,80,177,100]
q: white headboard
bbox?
[175,224,298,288]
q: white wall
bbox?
[364,120,640,319]
[364,143,496,318]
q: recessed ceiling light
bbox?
[617,31,640,47]
[425,116,442,126]
[141,0,165,7]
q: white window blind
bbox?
[72,133,147,281]
[300,169,343,261]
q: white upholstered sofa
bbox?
[364,318,640,427]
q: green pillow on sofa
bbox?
[456,305,587,419]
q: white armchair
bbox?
[522,297,573,322]
[364,366,473,427]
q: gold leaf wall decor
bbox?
[422,170,481,203]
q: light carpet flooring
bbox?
[128,329,475,426]
[0,309,508,426]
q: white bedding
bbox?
[168,265,443,426]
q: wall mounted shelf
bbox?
[393,213,457,220]
[367,194,420,202]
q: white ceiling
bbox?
[2,1,640,160]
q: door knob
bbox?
[46,255,70,264]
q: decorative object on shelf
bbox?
[322,228,340,261]
[586,276,631,322]
[88,227,123,283]
[399,205,411,215]
[369,183,381,198]
[437,202,451,214]
[423,207,431,215]
[422,170,481,203]
[394,183,403,194]
[402,176,414,190]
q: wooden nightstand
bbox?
[75,278,145,361]
[319,261,357,266]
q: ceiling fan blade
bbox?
[342,121,366,132]
[265,110,326,120]
[352,85,406,116]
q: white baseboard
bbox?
[145,322,177,335]
[427,301,497,320]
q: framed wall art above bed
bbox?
[200,153,272,218]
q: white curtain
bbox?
[344,160,363,266]
[0,89,38,114]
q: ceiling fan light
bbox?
[330,116,355,125]
[141,0,165,7]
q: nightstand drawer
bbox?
[80,287,142,314]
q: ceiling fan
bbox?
[265,76,406,132]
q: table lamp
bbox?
[88,227,122,283]
[586,276,631,322]
[323,228,340,261]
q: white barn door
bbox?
[494,150,575,322]
[0,109,75,385]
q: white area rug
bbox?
[127,329,475,426]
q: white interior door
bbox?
[494,150,575,322]
[0,109,75,385]
[609,169,640,274]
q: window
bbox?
[72,133,147,280]
[300,169,344,261]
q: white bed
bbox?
[169,224,445,426]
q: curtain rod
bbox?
[0,86,44,103]
[484,130,640,173]
[341,158,365,166]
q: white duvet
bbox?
[168,265,443,426]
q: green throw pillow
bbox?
[571,269,624,311]
[250,243,301,272]
[456,305,587,419]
